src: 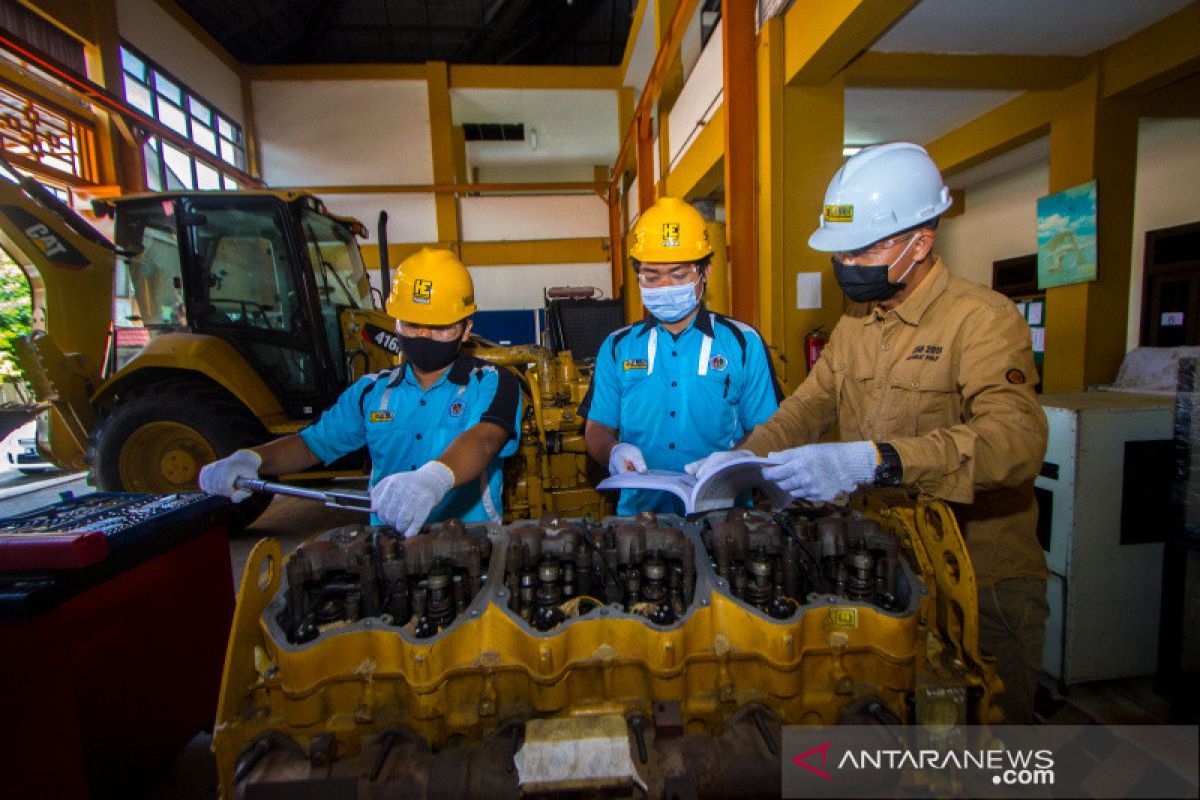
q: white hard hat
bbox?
[808,142,953,252]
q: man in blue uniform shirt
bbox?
[580,197,782,514]
[199,248,521,535]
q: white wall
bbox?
[667,20,723,171]
[253,80,432,185]
[938,158,1047,287]
[1128,117,1200,350]
[469,263,612,310]
[461,195,608,241]
[115,0,244,125]
[939,117,1200,354]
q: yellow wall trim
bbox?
[664,103,725,199]
[1100,1,1200,98]
[846,52,1092,90]
[925,89,1059,177]
[783,0,917,85]
[362,238,610,268]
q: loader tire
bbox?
[88,378,273,529]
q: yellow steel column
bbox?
[723,0,759,327]
[1042,66,1139,392]
[426,61,460,247]
[757,17,845,391]
[705,220,730,315]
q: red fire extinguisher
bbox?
[804,327,828,372]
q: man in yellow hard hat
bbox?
[199,247,522,535]
[580,196,782,514]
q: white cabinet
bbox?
[1036,391,1174,685]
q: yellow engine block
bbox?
[214,497,999,798]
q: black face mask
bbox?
[831,257,907,303]
[399,334,461,373]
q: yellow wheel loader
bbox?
[0,161,607,526]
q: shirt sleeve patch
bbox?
[1005,368,1026,385]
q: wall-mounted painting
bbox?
[1037,180,1097,290]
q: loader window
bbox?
[115,208,186,329]
[194,207,297,334]
[301,209,369,384]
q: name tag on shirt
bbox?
[369,410,393,423]
[623,359,648,371]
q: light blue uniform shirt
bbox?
[300,355,522,525]
[580,307,783,514]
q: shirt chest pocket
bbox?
[887,359,960,435]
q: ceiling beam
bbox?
[924,88,1060,178]
[449,64,619,89]
[783,0,917,85]
[846,52,1093,91]
[1100,0,1200,98]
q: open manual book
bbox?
[596,454,791,513]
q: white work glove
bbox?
[370,461,455,537]
[684,448,754,481]
[608,442,647,475]
[761,441,878,503]
[198,449,262,503]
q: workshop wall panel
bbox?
[468,263,613,311]
[1127,117,1200,351]
[114,0,244,126]
[667,20,723,170]
[938,158,1048,288]
[460,195,609,241]
[319,193,438,245]
[251,79,433,186]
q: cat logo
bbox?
[449,400,465,417]
[662,221,680,247]
[823,204,854,223]
[369,410,393,423]
[412,278,433,304]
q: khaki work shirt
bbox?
[745,258,1049,587]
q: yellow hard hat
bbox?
[629,197,713,263]
[386,247,477,325]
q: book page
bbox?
[596,470,698,508]
[690,457,790,512]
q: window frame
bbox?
[118,42,246,192]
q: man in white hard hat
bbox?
[690,142,1049,723]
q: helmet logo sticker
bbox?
[662,222,680,247]
[413,278,433,304]
[823,204,854,223]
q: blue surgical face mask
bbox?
[641,280,701,323]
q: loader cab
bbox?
[111,192,372,419]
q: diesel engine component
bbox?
[502,512,696,631]
[274,520,491,644]
[214,498,1002,798]
[701,508,902,620]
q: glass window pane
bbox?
[222,175,239,190]
[219,138,240,166]
[189,96,211,124]
[154,73,182,105]
[193,123,217,154]
[161,143,193,190]
[195,160,220,190]
[124,76,154,114]
[120,48,145,79]
[143,138,163,191]
[218,117,235,139]
[158,102,188,136]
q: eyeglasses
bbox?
[398,321,465,341]
[636,264,699,287]
[835,233,914,262]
